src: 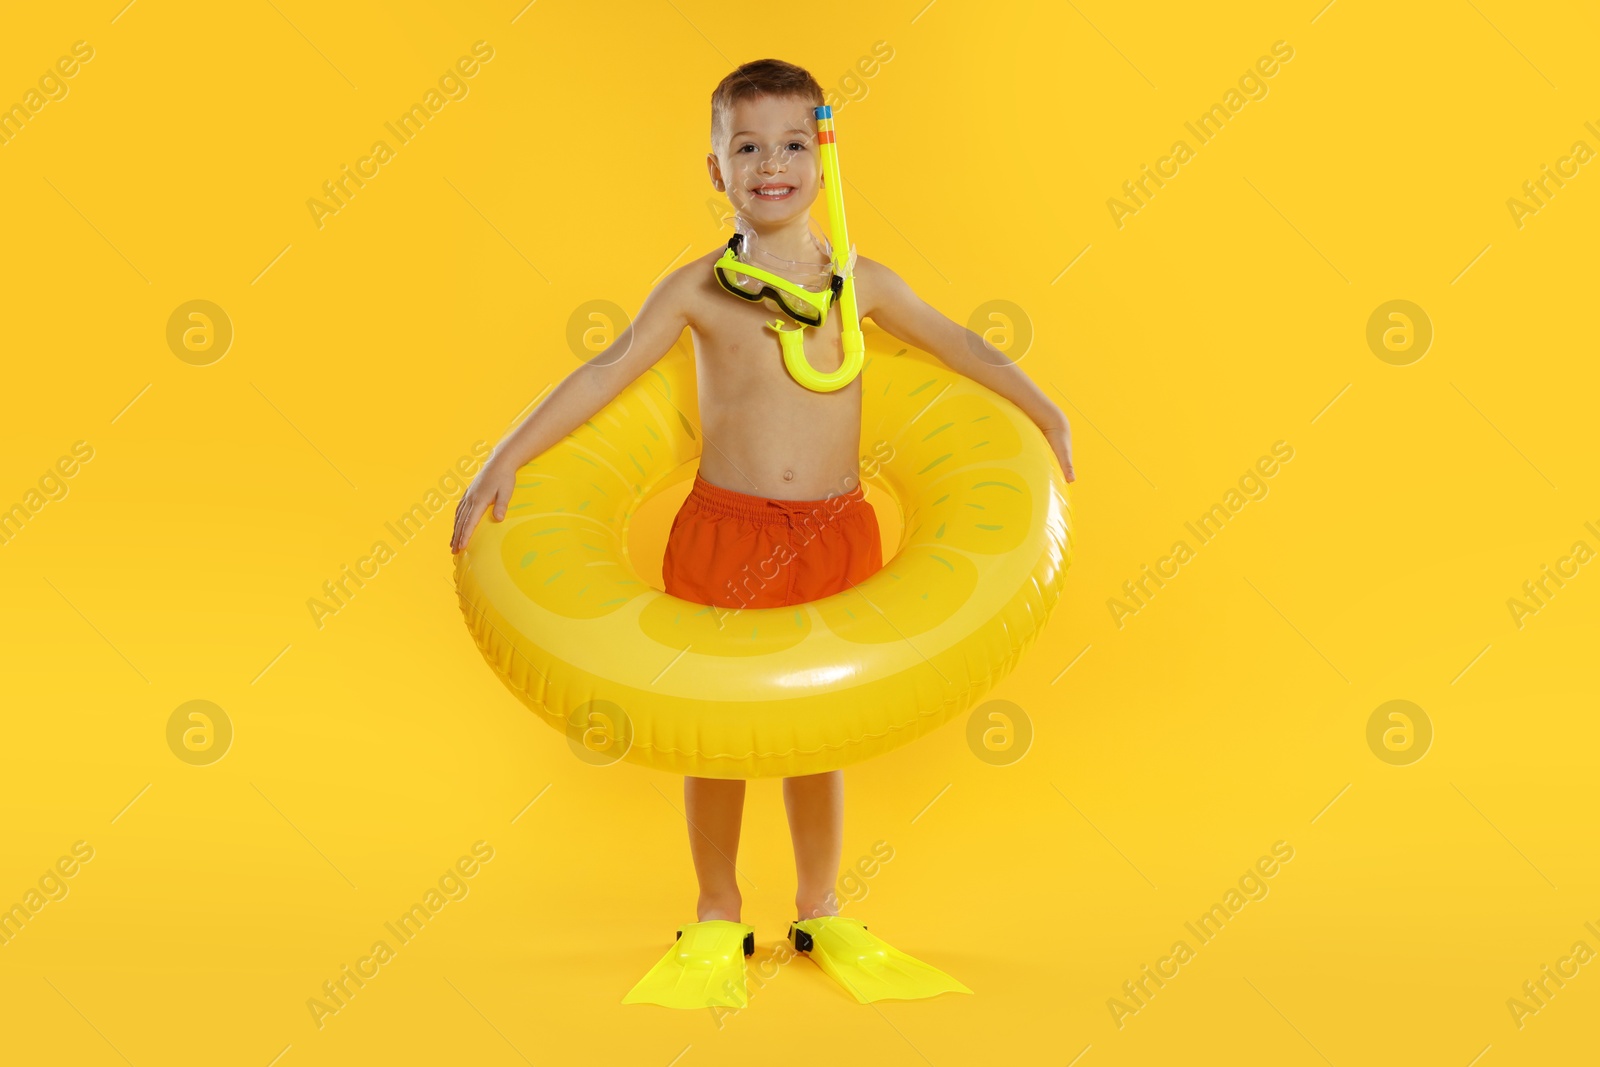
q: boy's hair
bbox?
[710,59,824,154]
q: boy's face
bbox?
[708,93,821,224]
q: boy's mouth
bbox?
[751,184,796,201]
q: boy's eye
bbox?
[736,141,808,153]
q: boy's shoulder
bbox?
[849,255,909,320]
[653,246,725,302]
[851,253,890,290]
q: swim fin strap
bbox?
[788,916,973,1003]
[622,919,756,1009]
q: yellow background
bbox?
[2,1,1597,1064]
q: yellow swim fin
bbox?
[622,919,755,1009]
[788,916,973,1003]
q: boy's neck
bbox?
[736,214,831,268]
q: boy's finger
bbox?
[456,500,482,549]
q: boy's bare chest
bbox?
[684,259,864,384]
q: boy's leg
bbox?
[783,770,843,920]
[780,496,873,921]
[684,776,747,921]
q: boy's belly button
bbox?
[783,469,794,481]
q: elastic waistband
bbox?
[686,472,867,526]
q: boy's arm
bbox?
[450,270,691,553]
[858,257,1075,481]
[486,269,692,472]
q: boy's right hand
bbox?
[451,456,518,555]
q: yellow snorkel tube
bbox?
[714,105,865,393]
[789,104,865,392]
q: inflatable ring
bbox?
[454,326,1073,778]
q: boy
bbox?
[451,58,1074,1006]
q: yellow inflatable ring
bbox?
[454,326,1073,778]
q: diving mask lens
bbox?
[714,237,834,327]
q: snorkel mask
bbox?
[712,105,865,393]
[714,229,841,327]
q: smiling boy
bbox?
[451,58,1074,1007]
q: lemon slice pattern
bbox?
[454,327,1073,778]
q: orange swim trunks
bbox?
[662,472,883,609]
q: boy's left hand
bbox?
[1043,422,1075,484]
